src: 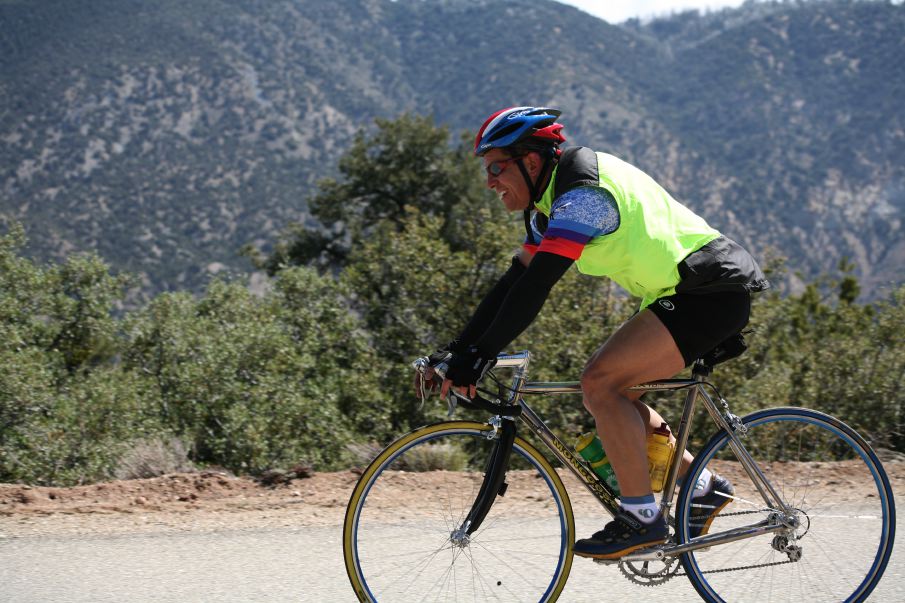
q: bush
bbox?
[121,270,386,474]
[0,225,154,485]
[0,367,159,486]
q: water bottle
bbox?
[647,423,675,492]
[575,432,621,495]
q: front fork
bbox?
[453,417,517,540]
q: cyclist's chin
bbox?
[498,190,528,212]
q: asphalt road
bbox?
[2,508,903,602]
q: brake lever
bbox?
[412,357,449,410]
[412,358,478,418]
[430,362,462,417]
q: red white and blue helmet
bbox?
[474,106,566,156]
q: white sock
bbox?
[691,468,714,499]
[620,495,660,524]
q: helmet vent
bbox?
[488,123,522,142]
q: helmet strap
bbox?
[515,153,556,246]
[523,208,535,246]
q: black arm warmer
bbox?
[453,256,526,348]
[472,251,574,357]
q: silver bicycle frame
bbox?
[493,350,794,558]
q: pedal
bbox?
[592,558,620,565]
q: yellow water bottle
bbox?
[647,423,675,492]
[575,432,621,495]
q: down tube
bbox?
[517,400,621,515]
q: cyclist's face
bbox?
[482,148,533,211]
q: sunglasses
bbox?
[484,155,525,177]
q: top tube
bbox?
[518,380,700,396]
[495,350,698,394]
[493,351,699,395]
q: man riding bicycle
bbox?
[425,106,770,559]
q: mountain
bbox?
[1,0,903,297]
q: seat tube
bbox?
[658,369,705,514]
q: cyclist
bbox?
[426,106,770,559]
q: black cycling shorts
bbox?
[648,290,751,367]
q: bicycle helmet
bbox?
[474,106,566,156]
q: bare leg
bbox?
[581,310,686,498]
[628,394,694,478]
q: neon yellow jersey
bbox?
[535,151,720,309]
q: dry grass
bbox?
[113,437,195,480]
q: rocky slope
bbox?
[1,0,902,296]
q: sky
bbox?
[555,0,748,23]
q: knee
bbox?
[580,365,623,414]
[580,359,619,392]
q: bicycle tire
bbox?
[676,407,896,602]
[343,420,575,602]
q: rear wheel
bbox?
[343,421,575,602]
[676,407,896,602]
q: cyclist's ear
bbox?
[523,151,545,177]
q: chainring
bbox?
[618,555,680,587]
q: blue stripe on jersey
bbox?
[546,221,598,241]
[545,225,593,244]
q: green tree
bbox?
[256,113,491,272]
[341,206,513,432]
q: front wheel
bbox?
[343,421,575,602]
[676,407,896,602]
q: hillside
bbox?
[1,0,903,296]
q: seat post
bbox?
[692,358,713,378]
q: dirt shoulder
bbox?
[0,470,362,538]
[2,461,902,539]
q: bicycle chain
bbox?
[674,558,795,577]
[705,509,769,517]
[620,553,796,586]
[618,509,795,586]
